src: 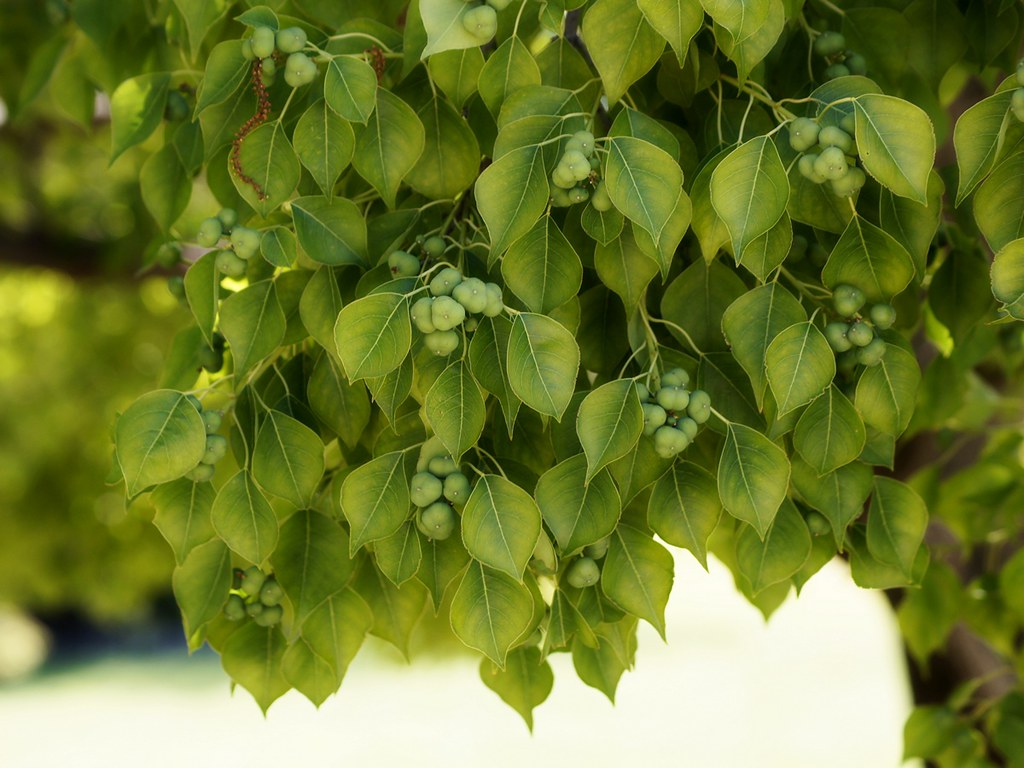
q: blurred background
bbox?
[0,4,916,764]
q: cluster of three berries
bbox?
[224,566,284,627]
[183,397,227,482]
[196,208,263,279]
[243,25,316,88]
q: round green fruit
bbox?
[656,385,690,412]
[429,267,463,296]
[686,389,711,424]
[201,434,228,465]
[788,117,820,152]
[166,275,186,300]
[424,329,460,356]
[583,537,609,559]
[240,566,266,596]
[798,153,827,184]
[869,303,896,330]
[566,557,600,588]
[805,511,831,536]
[550,186,573,207]
[215,249,248,278]
[241,39,255,60]
[453,277,488,314]
[251,26,276,59]
[417,436,448,472]
[423,236,446,258]
[186,463,215,482]
[789,234,808,262]
[814,31,846,56]
[567,187,589,204]
[824,322,852,353]
[818,125,854,154]
[832,284,866,317]
[410,471,444,507]
[635,382,651,402]
[561,150,591,181]
[814,147,849,181]
[830,167,866,198]
[845,53,867,76]
[417,502,457,540]
[253,604,283,627]
[197,217,223,247]
[486,0,512,10]
[411,297,436,333]
[431,295,467,331]
[653,425,689,458]
[661,367,690,388]
[230,226,260,260]
[846,321,874,347]
[224,594,246,621]
[284,52,317,87]
[824,63,850,80]
[642,403,667,436]
[482,283,504,317]
[276,26,307,54]
[856,336,887,366]
[590,181,612,212]
[1012,88,1024,123]
[202,410,222,434]
[388,250,420,277]
[677,417,699,440]
[246,601,264,618]
[443,472,471,505]
[428,454,459,477]
[1017,60,1024,88]
[259,578,284,606]
[462,5,497,40]
[839,112,856,136]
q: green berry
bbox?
[276,26,307,54]
[656,385,690,412]
[253,604,283,627]
[839,112,856,136]
[818,125,854,153]
[845,53,867,76]
[215,249,248,278]
[429,267,463,296]
[462,5,497,40]
[562,150,591,181]
[416,436,448,472]
[550,187,573,207]
[856,336,887,366]
[431,295,466,331]
[410,471,444,507]
[259,578,284,606]
[814,147,849,181]
[197,217,223,247]
[567,187,589,204]
[417,501,457,540]
[685,390,711,424]
[1012,89,1024,123]
[674,418,696,441]
[824,322,853,353]
[411,297,436,333]
[565,130,596,157]
[186,394,203,412]
[798,153,827,184]
[487,0,512,10]
[452,277,488,314]
[590,181,612,212]
[428,454,459,477]
[814,31,846,57]
[642,403,667,436]
[566,557,600,588]
[186,463,215,482]
[240,566,266,596]
[241,39,255,61]
[832,284,866,317]
[443,472,471,506]
[869,303,896,330]
[388,250,420,278]
[805,511,831,536]
[1017,60,1024,88]
[246,601,265,618]
[482,283,504,317]
[284,52,317,87]
[423,236,446,258]
[251,26,276,59]
[846,321,874,347]
[201,434,228,465]
[167,275,186,300]
[424,330,460,356]
[230,226,260,260]
[635,382,651,402]
[824,63,850,80]
[661,368,690,388]
[653,425,689,458]
[155,242,182,268]
[583,537,609,559]
[224,594,246,621]
[788,118,820,152]
[551,164,577,190]
[830,167,866,198]
[202,410,222,434]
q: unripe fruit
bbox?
[260,57,277,80]
[453,277,488,314]
[443,472,471,505]
[487,0,512,10]
[824,322,852,352]
[805,511,831,536]
[240,566,266,596]
[417,436,448,472]
[839,112,856,136]
[1012,88,1024,123]
[276,26,307,54]
[818,125,854,153]
[224,594,246,621]
[424,330,460,356]
[202,410,222,434]
[552,164,577,189]
[428,454,459,477]
[832,284,865,317]
[856,336,887,366]
[251,26,276,59]
[186,463,215,482]
[1018,60,1024,88]
[562,150,591,181]
[259,578,284,606]
[568,130,595,157]
[824,63,850,80]
[199,344,223,372]
[215,209,236,231]
[566,557,600,588]
[201,434,228,465]
[253,604,283,626]
[846,321,874,347]
[656,385,690,412]
[230,226,260,259]
[431,295,467,331]
[845,53,867,76]
[814,146,849,180]
[869,303,896,330]
[642,403,667,436]
[241,39,255,61]
[423,236,446,258]
[246,601,265,618]
[197,217,223,247]
[583,537,610,559]
[215,249,248,278]
[686,389,711,424]
[418,501,456,540]
[410,471,444,507]
[550,187,573,207]
[590,181,612,212]
[462,4,497,40]
[167,275,186,299]
[482,283,504,317]
[653,425,689,458]
[635,382,651,402]
[814,31,846,56]
[156,242,182,268]
[285,52,317,87]
[677,417,699,440]
[830,167,866,198]
[789,234,808,262]
[411,297,436,333]
[798,153,827,184]
[186,394,203,412]
[788,117,820,152]
[567,187,589,204]
[429,267,463,296]
[661,367,690,388]
[388,250,420,277]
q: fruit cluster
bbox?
[813,30,867,80]
[410,267,504,356]
[461,0,509,43]
[550,131,605,209]
[410,438,472,541]
[638,368,711,459]
[1011,61,1024,123]
[564,537,610,589]
[224,566,284,627]
[790,115,866,199]
[824,284,895,370]
[242,25,315,88]
[196,208,264,278]
[183,397,227,482]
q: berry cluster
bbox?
[550,131,603,209]
[462,0,508,42]
[410,267,504,356]
[242,26,315,88]
[790,115,866,199]
[813,31,866,80]
[224,566,283,627]
[564,537,609,589]
[196,208,263,279]
[824,284,895,370]
[1011,61,1024,123]
[410,438,472,541]
[638,369,711,459]
[181,400,226,482]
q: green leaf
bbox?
[420,0,487,58]
[608,438,673,506]
[468,316,521,437]
[340,451,411,553]
[714,0,784,82]
[300,266,345,354]
[171,538,231,640]
[605,137,684,249]
[738,212,792,283]
[576,379,644,482]
[427,48,484,108]
[602,524,674,639]
[367,357,413,427]
[502,217,583,314]
[300,587,373,684]
[661,258,748,353]
[172,0,229,60]
[352,90,425,208]
[211,470,279,565]
[252,410,324,508]
[291,196,368,267]
[867,476,928,580]
[425,360,486,461]
[647,462,722,569]
[480,646,554,731]
[594,224,659,316]
[790,455,872,549]
[821,215,916,302]
[152,479,217,564]
[183,252,219,347]
[718,423,790,538]
[406,96,480,200]
[582,204,626,246]
[334,292,411,381]
[417,535,472,611]
[462,474,542,580]
[375,522,423,586]
[293,101,355,198]
[571,619,636,702]
[878,172,943,280]
[219,279,287,381]
[282,637,340,707]
[710,136,790,263]
[140,144,191,231]
[324,56,378,124]
[307,353,371,449]
[992,238,1024,319]
[854,94,935,204]
[478,37,541,118]
[582,0,665,104]
[931,246,993,342]
[953,89,1015,205]
[854,344,921,436]
[231,120,301,218]
[110,73,170,163]
[975,144,1024,253]
[115,390,207,496]
[450,560,534,667]
[701,0,772,55]
[273,510,354,627]
[735,500,812,595]
[764,321,836,416]
[535,455,621,555]
[475,146,549,258]
[507,313,580,420]
[690,149,734,260]
[898,560,961,664]
[221,623,289,714]
[793,385,866,475]
[637,0,703,64]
